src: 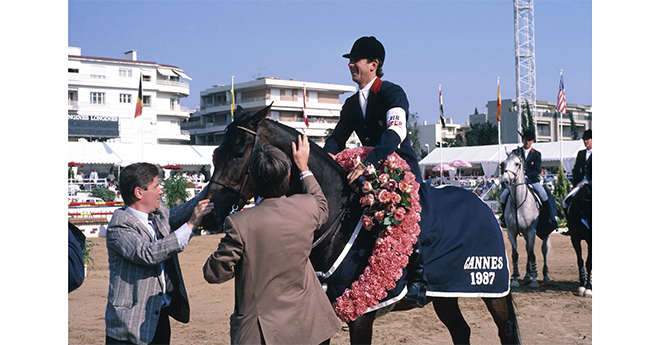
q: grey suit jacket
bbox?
[105,191,204,344]
[203,176,341,345]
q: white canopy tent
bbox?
[419,140,585,178]
[68,141,217,170]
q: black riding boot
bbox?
[404,240,427,308]
[499,201,507,227]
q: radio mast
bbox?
[513,0,536,143]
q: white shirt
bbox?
[359,77,376,117]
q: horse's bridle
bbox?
[502,154,531,210]
[207,125,258,214]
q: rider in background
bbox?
[323,36,426,307]
[563,129,592,211]
[500,129,557,233]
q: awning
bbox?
[173,70,192,80]
[157,67,177,77]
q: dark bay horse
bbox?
[202,105,520,344]
[566,183,592,296]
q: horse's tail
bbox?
[505,293,522,345]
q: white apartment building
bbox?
[417,118,468,155]
[68,47,192,144]
[183,77,356,146]
[477,98,592,144]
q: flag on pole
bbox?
[438,84,446,128]
[302,84,309,127]
[556,71,566,115]
[497,78,502,123]
[134,73,143,118]
[230,76,235,121]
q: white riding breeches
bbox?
[500,181,547,204]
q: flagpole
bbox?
[230,76,235,122]
[497,78,502,177]
[559,70,564,174]
[438,84,444,185]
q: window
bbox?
[143,95,151,107]
[142,75,151,82]
[90,65,106,79]
[119,69,132,77]
[119,94,132,103]
[90,92,105,104]
[68,68,79,73]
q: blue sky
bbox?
[68,0,591,126]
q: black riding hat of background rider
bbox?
[343,36,385,67]
[522,129,536,141]
[582,129,592,140]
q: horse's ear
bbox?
[248,102,273,130]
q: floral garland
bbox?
[332,146,421,322]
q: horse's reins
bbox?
[503,154,540,232]
[207,125,257,214]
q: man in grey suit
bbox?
[203,135,341,345]
[105,163,214,345]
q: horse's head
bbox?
[500,150,525,188]
[201,104,271,231]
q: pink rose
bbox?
[390,192,402,204]
[378,173,389,183]
[374,210,385,221]
[377,189,390,203]
[384,179,398,191]
[394,207,406,221]
[361,215,374,230]
[362,181,373,193]
[365,164,376,176]
[359,193,375,207]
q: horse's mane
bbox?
[264,118,349,180]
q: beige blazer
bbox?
[204,176,341,345]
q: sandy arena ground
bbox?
[69,230,591,344]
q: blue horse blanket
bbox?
[323,184,509,312]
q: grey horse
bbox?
[500,150,551,288]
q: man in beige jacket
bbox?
[203,134,341,345]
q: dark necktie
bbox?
[148,214,174,293]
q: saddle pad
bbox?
[324,184,510,311]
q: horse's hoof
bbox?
[510,279,519,287]
[583,289,592,297]
[529,280,539,288]
[577,286,586,296]
[543,276,551,283]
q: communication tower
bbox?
[513,0,536,142]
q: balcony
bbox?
[156,79,190,96]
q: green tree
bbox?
[520,100,536,136]
[567,110,580,140]
[465,122,498,146]
[162,174,191,208]
[91,186,116,202]
[553,164,570,223]
[406,112,423,158]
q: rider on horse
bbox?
[500,129,558,236]
[563,129,592,224]
[324,36,427,308]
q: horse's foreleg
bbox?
[571,235,585,291]
[524,230,538,287]
[541,236,551,283]
[507,230,520,287]
[348,312,376,345]
[433,297,471,344]
[585,238,593,293]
